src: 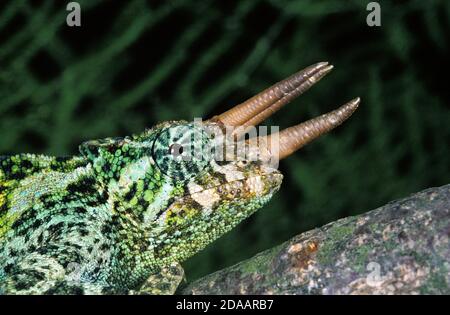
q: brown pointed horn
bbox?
[212,62,333,128]
[264,98,360,160]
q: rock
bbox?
[182,184,450,294]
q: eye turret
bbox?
[152,124,213,181]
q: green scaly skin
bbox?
[0,120,282,294]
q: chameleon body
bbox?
[0,121,281,294]
[0,62,358,294]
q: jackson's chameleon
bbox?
[0,62,359,294]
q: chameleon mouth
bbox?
[210,62,360,160]
[183,171,283,211]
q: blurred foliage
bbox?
[0,0,449,282]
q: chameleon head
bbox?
[80,62,359,266]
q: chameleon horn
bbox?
[263,97,360,160]
[212,62,334,128]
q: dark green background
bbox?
[0,0,449,282]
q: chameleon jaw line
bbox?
[210,62,360,160]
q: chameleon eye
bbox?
[169,143,184,157]
[152,124,213,180]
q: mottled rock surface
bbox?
[182,184,450,294]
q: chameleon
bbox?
[0,62,359,294]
